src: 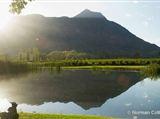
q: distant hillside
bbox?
[0,9,160,58]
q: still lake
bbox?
[0,69,160,118]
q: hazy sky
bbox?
[0,0,160,46]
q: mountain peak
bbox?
[74,9,106,19]
[83,9,92,13]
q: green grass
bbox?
[27,58,160,71]
[62,65,145,71]
[142,63,160,79]
[19,113,114,119]
[1,58,160,73]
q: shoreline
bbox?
[60,65,145,71]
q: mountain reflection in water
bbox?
[0,70,141,110]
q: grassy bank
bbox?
[19,113,114,119]
[62,65,145,71]
[1,58,160,73]
[30,58,160,68]
[29,58,156,71]
[142,63,160,79]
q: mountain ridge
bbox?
[0,9,159,58]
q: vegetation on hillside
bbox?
[0,57,160,73]
[0,48,160,76]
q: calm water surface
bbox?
[0,70,160,118]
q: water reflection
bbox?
[0,70,148,118]
[0,70,140,108]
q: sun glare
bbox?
[0,0,12,31]
[0,14,12,31]
[0,98,10,112]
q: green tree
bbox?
[18,49,23,61]
[10,0,33,14]
[32,48,40,61]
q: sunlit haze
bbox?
[0,0,12,31]
[0,0,160,46]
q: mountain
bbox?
[0,9,160,58]
[75,9,106,19]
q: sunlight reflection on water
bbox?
[0,98,10,112]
